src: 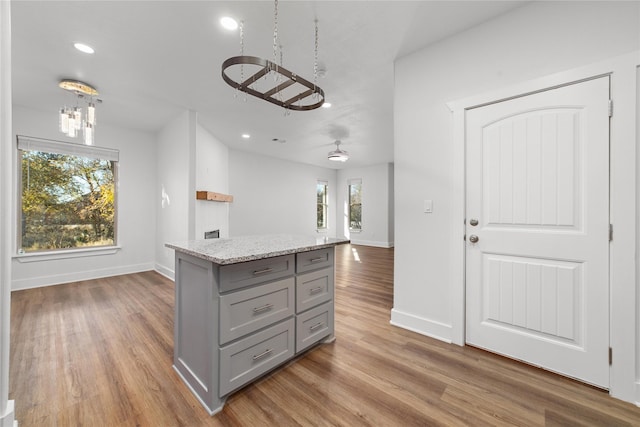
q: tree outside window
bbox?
[317,180,328,230]
[348,179,362,231]
[18,136,118,253]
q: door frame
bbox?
[446,50,639,402]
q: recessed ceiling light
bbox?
[74,43,94,54]
[321,102,332,109]
[241,133,250,139]
[220,17,238,31]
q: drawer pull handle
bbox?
[309,257,325,263]
[252,348,273,361]
[309,286,323,295]
[309,322,324,331]
[253,267,273,275]
[253,303,274,313]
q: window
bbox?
[316,180,328,230]
[17,135,118,253]
[348,179,362,231]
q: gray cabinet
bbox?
[173,247,335,415]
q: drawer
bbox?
[220,254,294,293]
[296,248,333,273]
[296,301,334,353]
[219,318,295,397]
[296,268,333,313]
[219,277,294,344]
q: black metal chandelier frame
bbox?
[221,55,325,111]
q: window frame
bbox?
[316,180,328,231]
[16,135,120,256]
[348,178,362,232]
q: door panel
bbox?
[465,77,610,388]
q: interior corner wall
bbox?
[11,105,156,290]
[636,64,640,405]
[0,1,15,424]
[336,163,394,248]
[155,110,193,278]
[393,0,639,358]
[228,150,337,238]
[388,162,395,245]
[194,122,229,240]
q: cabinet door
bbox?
[296,268,333,313]
[296,248,333,273]
[296,301,333,353]
[220,254,295,293]
[219,278,295,344]
[219,318,295,396]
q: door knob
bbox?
[469,218,478,226]
[469,235,479,243]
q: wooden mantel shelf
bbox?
[196,191,234,203]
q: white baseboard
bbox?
[11,262,155,291]
[155,263,175,281]
[636,381,640,407]
[0,400,15,427]
[390,308,453,344]
[349,239,394,248]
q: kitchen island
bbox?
[165,234,349,415]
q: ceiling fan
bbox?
[327,140,349,162]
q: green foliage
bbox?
[20,151,115,252]
[317,183,327,229]
[349,183,362,230]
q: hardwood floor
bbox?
[9,244,640,426]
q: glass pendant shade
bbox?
[59,108,69,133]
[73,108,82,130]
[67,119,77,138]
[84,123,94,146]
[87,103,96,126]
[57,80,99,145]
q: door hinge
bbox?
[609,224,613,242]
[609,347,613,365]
[608,99,613,117]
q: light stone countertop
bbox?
[165,234,350,265]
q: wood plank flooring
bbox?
[9,244,640,426]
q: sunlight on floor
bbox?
[352,247,361,263]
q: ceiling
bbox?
[10,1,525,169]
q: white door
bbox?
[465,77,610,388]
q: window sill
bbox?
[349,229,362,233]
[14,246,122,263]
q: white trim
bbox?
[17,134,119,161]
[448,50,639,404]
[390,309,452,343]
[11,262,154,291]
[14,245,121,262]
[155,263,175,281]
[0,1,15,423]
[0,400,15,427]
[348,238,393,248]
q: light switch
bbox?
[424,200,433,213]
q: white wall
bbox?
[0,1,15,424]
[636,66,640,405]
[155,111,229,278]
[195,122,229,240]
[11,105,156,290]
[155,110,191,277]
[229,150,337,238]
[393,1,639,403]
[336,163,394,247]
